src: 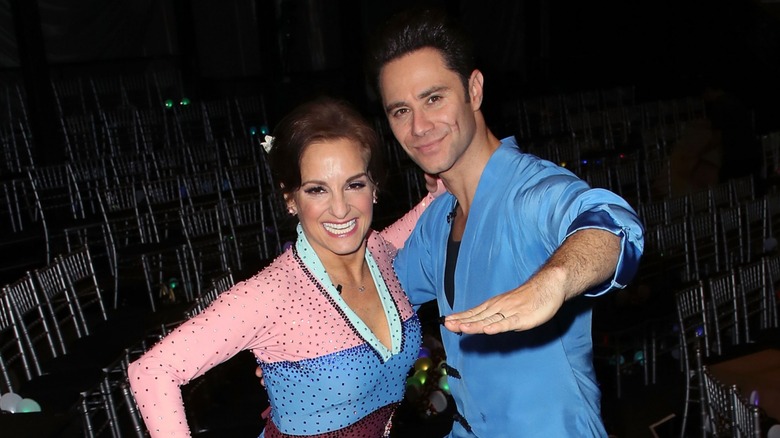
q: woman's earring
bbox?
[373,193,378,204]
[287,207,296,216]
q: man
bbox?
[368,8,644,437]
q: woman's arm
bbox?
[379,176,445,250]
[127,285,263,437]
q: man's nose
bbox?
[412,110,433,136]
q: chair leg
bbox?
[101,374,122,438]
[80,392,97,438]
[140,254,158,312]
[176,248,194,302]
[120,381,147,437]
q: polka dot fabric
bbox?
[127,195,433,437]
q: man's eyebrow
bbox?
[385,85,450,114]
[419,85,448,100]
[385,101,405,114]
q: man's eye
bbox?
[392,108,408,117]
[428,95,442,104]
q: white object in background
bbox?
[429,390,448,413]
[0,392,23,412]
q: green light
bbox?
[17,398,41,413]
[260,125,269,135]
[249,126,258,136]
[412,369,427,385]
[180,97,191,106]
[438,375,450,393]
[168,277,179,289]
[164,99,174,108]
[406,376,422,390]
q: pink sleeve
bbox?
[378,192,435,252]
[127,283,266,437]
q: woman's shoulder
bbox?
[367,230,393,256]
[233,249,301,290]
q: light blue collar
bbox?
[294,224,403,361]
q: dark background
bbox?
[1,2,778,436]
[2,0,780,163]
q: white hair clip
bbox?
[260,135,275,153]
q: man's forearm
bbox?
[537,228,621,302]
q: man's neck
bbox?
[440,129,501,217]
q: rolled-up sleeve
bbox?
[565,202,645,296]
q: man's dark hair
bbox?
[367,7,475,97]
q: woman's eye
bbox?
[348,182,367,190]
[303,186,326,195]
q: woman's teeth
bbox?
[324,219,356,235]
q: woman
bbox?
[128,97,438,437]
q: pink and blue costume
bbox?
[129,197,431,437]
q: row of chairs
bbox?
[1,85,267,181]
[1,137,266,224]
[51,69,182,116]
[638,177,752,227]
[87,178,281,311]
[594,177,773,415]
[636,177,760,292]
[114,269,238,436]
[673,253,780,437]
[701,364,764,437]
[594,247,779,401]
[0,138,284,283]
[517,127,728,211]
[59,96,268,162]
[0,242,238,436]
[1,69,179,175]
[515,87,703,145]
[0,245,147,436]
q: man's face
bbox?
[379,47,479,176]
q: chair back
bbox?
[676,282,712,363]
[58,245,109,327]
[0,291,33,392]
[707,270,741,353]
[731,384,762,438]
[702,366,734,436]
[33,261,81,353]
[2,274,58,378]
[737,259,773,342]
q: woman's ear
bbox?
[283,191,297,216]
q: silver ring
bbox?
[496,312,505,320]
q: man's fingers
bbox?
[443,310,509,334]
[444,304,490,323]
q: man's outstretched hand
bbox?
[442,275,565,335]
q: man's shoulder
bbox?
[414,194,455,231]
[495,137,549,168]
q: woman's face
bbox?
[289,138,375,266]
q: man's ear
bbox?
[469,70,484,112]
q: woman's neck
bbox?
[315,244,368,286]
